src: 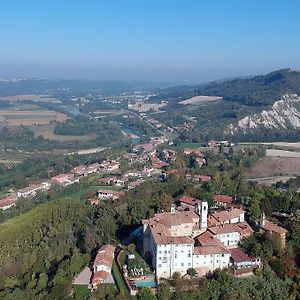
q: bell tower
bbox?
[195,200,208,229]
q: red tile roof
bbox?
[194,175,211,182]
[179,195,198,206]
[213,195,234,204]
[230,248,251,263]
[194,245,230,255]
[195,231,221,246]
[261,220,288,235]
[209,208,244,225]
[93,244,115,268]
[92,270,109,283]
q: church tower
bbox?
[195,200,208,229]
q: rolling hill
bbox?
[149,69,300,142]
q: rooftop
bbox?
[179,195,198,206]
[261,220,288,235]
[194,245,230,255]
[230,248,252,263]
[93,244,115,268]
[213,194,234,204]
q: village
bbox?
[0,135,290,297]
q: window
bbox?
[175,254,177,258]
[158,264,162,267]
[159,257,161,260]
[181,263,184,267]
[216,260,219,263]
[188,263,191,266]
[222,254,224,257]
[187,253,191,258]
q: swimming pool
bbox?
[135,279,157,288]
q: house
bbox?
[51,173,78,186]
[17,184,42,198]
[100,161,120,172]
[229,248,261,275]
[71,165,86,176]
[179,195,199,208]
[207,223,253,248]
[91,244,116,290]
[99,176,118,185]
[259,213,288,249]
[208,208,245,227]
[183,148,204,157]
[195,157,206,167]
[193,175,211,182]
[213,195,234,208]
[98,189,118,199]
[151,156,168,169]
[0,194,18,210]
[163,149,177,162]
[86,163,101,174]
[127,179,144,190]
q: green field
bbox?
[30,124,98,142]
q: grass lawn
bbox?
[120,250,152,277]
[73,284,91,300]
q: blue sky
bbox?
[0,0,299,82]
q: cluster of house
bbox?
[0,160,120,211]
[183,148,206,167]
[142,195,288,279]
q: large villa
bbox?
[142,196,258,278]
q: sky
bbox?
[0,0,300,82]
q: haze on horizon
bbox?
[0,0,300,83]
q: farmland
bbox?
[0,94,61,103]
[0,108,67,126]
[30,124,98,142]
[245,156,300,179]
[179,95,222,105]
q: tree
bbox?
[158,282,171,300]
[187,268,198,277]
[138,287,156,300]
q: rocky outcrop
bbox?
[226,94,300,135]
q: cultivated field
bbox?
[179,95,222,105]
[0,94,61,103]
[239,142,300,152]
[0,151,31,165]
[266,149,300,158]
[245,156,300,179]
[131,102,167,112]
[0,109,67,126]
[30,125,97,142]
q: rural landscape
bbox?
[0,1,300,300]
